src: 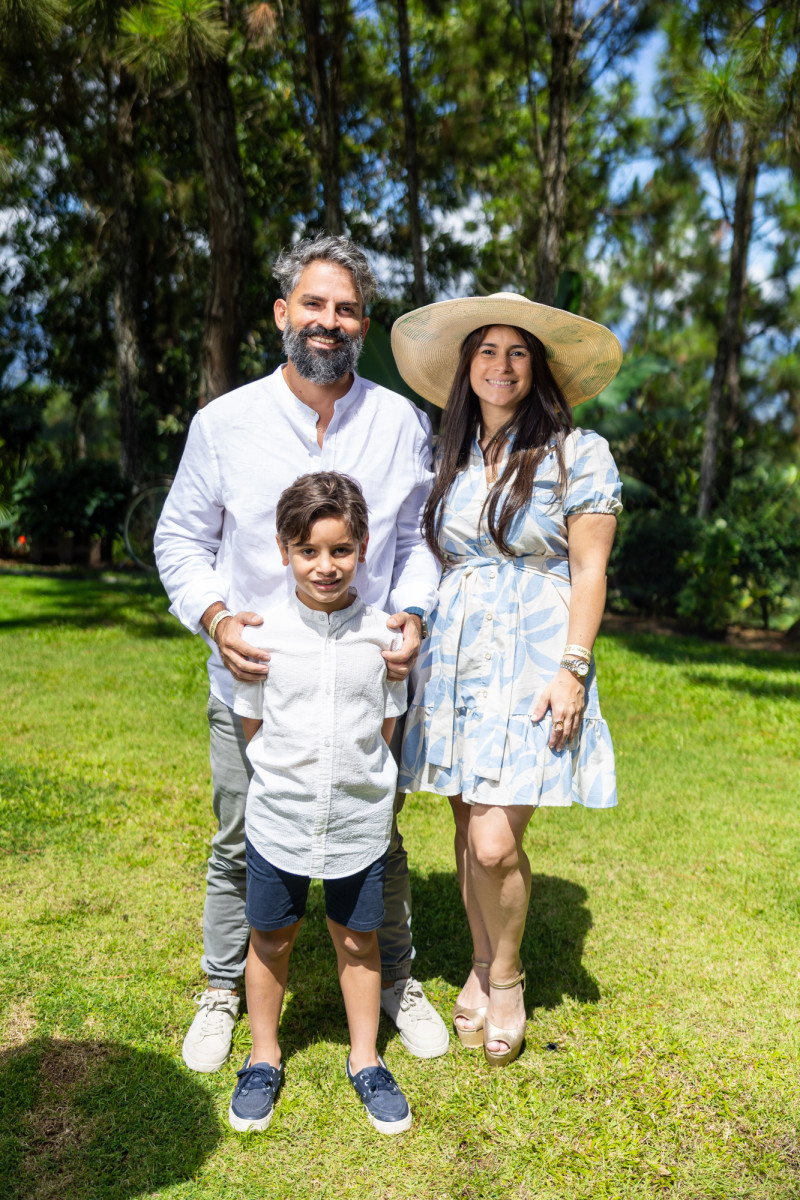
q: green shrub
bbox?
[611,465,800,632]
[676,518,741,633]
[610,508,698,615]
[11,459,130,544]
[733,469,800,629]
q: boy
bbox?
[228,472,413,1135]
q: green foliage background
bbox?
[1,0,799,629]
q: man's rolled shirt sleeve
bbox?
[154,413,228,634]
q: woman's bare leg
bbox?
[467,803,534,1052]
[449,796,490,1025]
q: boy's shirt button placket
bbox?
[312,628,335,874]
[310,831,326,874]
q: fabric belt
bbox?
[424,551,569,782]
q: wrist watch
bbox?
[560,656,589,681]
[405,607,430,640]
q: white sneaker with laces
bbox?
[182,987,240,1073]
[379,977,449,1059]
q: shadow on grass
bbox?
[408,869,600,1009]
[0,761,126,854]
[685,670,800,701]
[275,868,598,1059]
[601,625,800,672]
[0,1038,220,1200]
[0,573,182,639]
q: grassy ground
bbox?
[1,568,799,1199]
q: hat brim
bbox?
[390,294,622,408]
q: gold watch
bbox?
[560,657,589,681]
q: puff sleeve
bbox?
[563,430,623,518]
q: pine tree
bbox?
[121,0,256,405]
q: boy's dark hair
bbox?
[276,472,369,547]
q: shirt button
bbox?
[324,738,330,747]
[486,613,493,622]
[485,652,491,661]
[489,569,497,580]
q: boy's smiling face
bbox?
[278,516,368,614]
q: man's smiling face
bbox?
[274,260,370,385]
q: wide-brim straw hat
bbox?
[391,292,623,408]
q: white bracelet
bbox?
[563,643,591,662]
[208,609,234,642]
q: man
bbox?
[155,234,449,1072]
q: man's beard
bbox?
[282,321,363,385]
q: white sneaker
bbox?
[380,977,449,1059]
[182,988,240,1073]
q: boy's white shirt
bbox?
[233,589,407,880]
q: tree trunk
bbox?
[190,55,251,407]
[697,125,759,519]
[112,66,142,480]
[396,0,428,306]
[300,0,346,234]
[534,0,576,306]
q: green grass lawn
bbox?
[1,568,799,1199]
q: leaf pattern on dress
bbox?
[399,428,622,808]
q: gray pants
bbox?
[201,693,415,987]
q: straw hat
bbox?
[390,292,623,408]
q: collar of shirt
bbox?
[287,585,363,631]
[470,431,562,467]
[274,363,364,444]
[471,434,511,469]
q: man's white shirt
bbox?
[233,591,407,879]
[154,364,440,708]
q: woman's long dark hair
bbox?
[422,325,574,559]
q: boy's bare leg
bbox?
[327,919,380,1073]
[246,921,302,1067]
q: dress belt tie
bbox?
[424,552,569,782]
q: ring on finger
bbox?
[554,720,565,730]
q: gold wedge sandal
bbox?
[483,967,526,1068]
[452,959,490,1049]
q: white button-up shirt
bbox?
[233,591,407,879]
[154,365,440,708]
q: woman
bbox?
[392,293,623,1067]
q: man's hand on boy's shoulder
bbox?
[382,611,422,681]
[202,604,270,682]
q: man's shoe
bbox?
[182,987,239,1073]
[346,1055,412,1135]
[228,1056,283,1132]
[380,977,449,1059]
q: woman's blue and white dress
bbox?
[399,428,622,808]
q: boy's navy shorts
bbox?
[245,836,388,933]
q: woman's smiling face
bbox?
[469,325,533,422]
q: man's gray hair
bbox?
[272,233,380,308]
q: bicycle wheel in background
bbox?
[124,484,171,571]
